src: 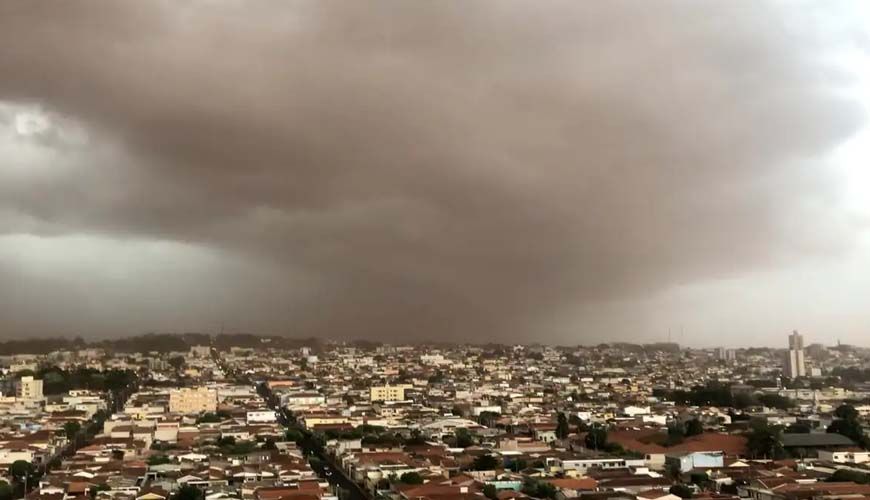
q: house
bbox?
[665,451,724,473]
[817,449,870,463]
[636,488,682,500]
[780,433,855,458]
[545,477,599,497]
[606,430,746,470]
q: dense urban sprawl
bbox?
[3,332,870,500]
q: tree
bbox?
[0,482,12,500]
[399,472,424,484]
[63,421,82,448]
[746,422,784,459]
[478,411,499,428]
[667,422,686,445]
[535,482,557,498]
[785,423,811,434]
[829,469,870,484]
[9,460,35,484]
[828,419,864,444]
[483,484,498,499]
[522,479,557,499]
[757,394,794,410]
[168,356,185,371]
[508,458,528,472]
[556,412,570,440]
[685,419,704,437]
[147,455,172,466]
[196,412,229,424]
[406,429,427,446]
[690,472,708,485]
[835,404,860,421]
[64,421,83,446]
[584,426,607,450]
[732,392,754,410]
[284,428,304,443]
[454,428,473,448]
[173,485,204,500]
[670,484,694,499]
[300,433,325,455]
[471,454,499,471]
[666,462,683,481]
[829,404,866,447]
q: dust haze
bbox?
[1,2,868,344]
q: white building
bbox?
[472,405,502,416]
[189,345,211,358]
[282,392,326,409]
[623,406,650,417]
[785,331,806,379]
[369,384,412,402]
[818,449,870,464]
[246,410,277,423]
[16,376,44,402]
[716,348,737,362]
[169,387,218,414]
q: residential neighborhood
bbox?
[3,333,870,500]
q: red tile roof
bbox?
[608,430,747,455]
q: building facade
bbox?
[369,384,412,402]
[785,331,806,379]
[169,387,218,414]
[16,376,44,401]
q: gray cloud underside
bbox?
[0,1,865,341]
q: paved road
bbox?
[308,453,369,500]
[277,407,370,500]
[254,381,371,500]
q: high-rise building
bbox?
[16,376,44,401]
[715,347,737,362]
[785,330,806,379]
[189,345,211,358]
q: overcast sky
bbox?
[1,2,868,346]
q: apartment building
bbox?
[17,376,44,402]
[369,384,412,402]
[169,387,217,414]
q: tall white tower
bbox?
[785,330,806,378]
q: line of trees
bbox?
[1,460,40,500]
[828,404,869,448]
[0,333,321,355]
[12,366,136,396]
[745,404,870,458]
[654,383,794,410]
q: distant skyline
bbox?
[1,2,869,346]
[0,330,860,351]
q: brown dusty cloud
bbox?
[0,1,865,341]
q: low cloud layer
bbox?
[0,2,868,344]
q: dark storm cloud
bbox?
[0,1,865,341]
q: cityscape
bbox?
[3,332,870,500]
[2,2,870,500]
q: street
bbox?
[255,381,371,500]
